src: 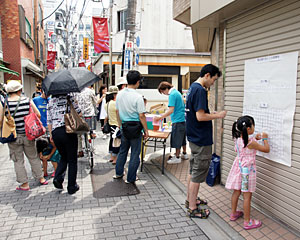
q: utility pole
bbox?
[121,0,137,76]
[126,0,137,41]
[108,0,113,86]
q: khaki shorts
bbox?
[189,142,212,183]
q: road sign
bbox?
[83,37,89,60]
[136,53,139,65]
[126,41,134,51]
[136,36,140,47]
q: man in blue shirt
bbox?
[33,90,50,129]
[156,82,188,164]
[185,64,226,219]
[114,70,149,184]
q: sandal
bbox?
[244,219,262,230]
[230,211,244,221]
[185,197,208,208]
[40,180,49,185]
[187,208,210,219]
[16,186,30,191]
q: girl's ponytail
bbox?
[232,121,240,139]
[233,115,255,148]
[241,123,249,147]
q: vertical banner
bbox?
[83,37,89,60]
[92,17,109,53]
[47,51,56,70]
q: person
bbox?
[36,136,61,178]
[32,82,42,99]
[105,86,120,165]
[114,70,149,184]
[0,80,48,191]
[76,86,97,157]
[155,82,188,164]
[33,89,50,131]
[47,93,81,194]
[226,115,270,230]
[97,85,108,139]
[117,76,128,91]
[185,64,226,218]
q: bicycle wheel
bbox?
[84,133,94,169]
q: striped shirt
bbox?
[5,97,30,134]
[47,95,81,131]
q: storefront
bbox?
[187,0,300,232]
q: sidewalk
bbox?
[0,132,213,240]
[150,149,300,240]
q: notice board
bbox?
[243,51,299,166]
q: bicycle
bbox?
[83,116,97,170]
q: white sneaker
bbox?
[181,153,189,160]
[102,134,107,140]
[167,156,181,164]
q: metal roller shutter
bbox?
[222,0,300,231]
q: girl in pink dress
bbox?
[225,115,270,230]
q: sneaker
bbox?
[181,153,189,160]
[102,134,107,140]
[167,156,181,164]
[113,174,124,179]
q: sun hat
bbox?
[106,86,119,94]
[117,77,128,86]
[5,80,23,93]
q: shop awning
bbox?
[0,64,19,76]
[21,58,44,79]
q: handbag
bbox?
[0,98,20,143]
[24,105,46,141]
[122,121,143,139]
[102,102,110,134]
[64,97,90,134]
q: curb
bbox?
[142,152,244,240]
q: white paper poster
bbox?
[243,51,299,166]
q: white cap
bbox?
[5,80,23,93]
[117,76,128,86]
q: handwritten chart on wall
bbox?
[243,51,299,167]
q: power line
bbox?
[39,0,65,24]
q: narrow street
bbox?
[0,130,223,240]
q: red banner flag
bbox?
[47,51,56,70]
[92,17,109,53]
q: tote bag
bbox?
[24,106,46,140]
[64,98,90,134]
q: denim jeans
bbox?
[115,133,142,182]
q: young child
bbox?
[225,115,270,230]
[36,137,61,177]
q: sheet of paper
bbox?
[243,51,298,167]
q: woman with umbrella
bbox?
[43,67,100,194]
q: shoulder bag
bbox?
[102,102,110,134]
[0,98,21,143]
[64,97,90,134]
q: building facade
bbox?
[174,0,300,233]
[0,0,46,97]
[93,0,210,106]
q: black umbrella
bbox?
[42,67,100,95]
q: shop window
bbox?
[138,77,172,89]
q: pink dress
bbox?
[225,137,257,192]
